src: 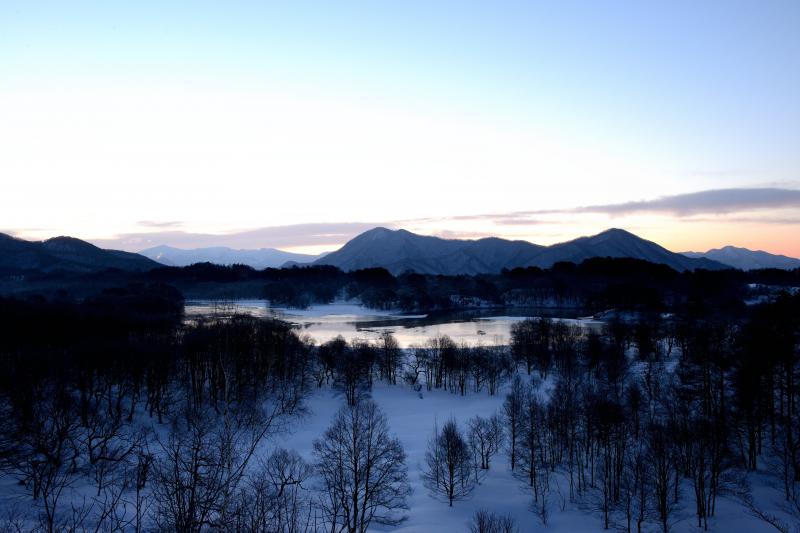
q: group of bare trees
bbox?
[315,333,405,406]
[143,396,411,533]
[407,336,512,396]
[0,295,284,530]
[416,295,800,533]
[466,508,518,533]
[423,413,505,509]
[315,333,514,405]
[0,289,415,532]
[513,298,800,533]
[497,316,734,531]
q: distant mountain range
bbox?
[0,233,158,273]
[140,245,322,269]
[311,227,729,274]
[681,246,800,271]
[3,228,798,277]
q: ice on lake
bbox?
[184,300,605,347]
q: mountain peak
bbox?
[352,227,400,242]
[606,227,634,235]
[593,228,638,240]
[42,236,101,253]
[363,226,395,235]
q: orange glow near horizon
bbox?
[648,223,800,258]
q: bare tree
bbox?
[515,387,552,525]
[131,446,154,533]
[81,400,141,497]
[403,345,427,388]
[8,386,81,533]
[150,392,298,533]
[231,448,314,533]
[503,376,525,471]
[485,345,511,396]
[377,332,403,385]
[313,400,410,533]
[647,424,680,533]
[618,443,648,533]
[468,414,504,471]
[424,418,476,506]
[467,508,519,533]
[332,340,374,406]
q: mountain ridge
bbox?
[312,227,728,274]
[8,228,795,276]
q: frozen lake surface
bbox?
[184,300,605,346]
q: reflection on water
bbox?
[184,300,604,347]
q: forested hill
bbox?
[0,233,158,273]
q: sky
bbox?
[2,1,799,256]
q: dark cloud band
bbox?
[574,188,800,216]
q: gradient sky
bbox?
[2,1,799,256]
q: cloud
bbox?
[683,216,800,225]
[490,217,548,226]
[91,222,388,252]
[446,212,551,225]
[573,188,800,217]
[137,220,184,228]
[446,187,800,222]
[431,230,496,240]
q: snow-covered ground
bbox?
[278,383,777,533]
[0,378,785,532]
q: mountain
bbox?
[313,227,727,275]
[526,228,725,272]
[682,246,800,270]
[311,228,545,275]
[139,245,322,269]
[0,233,159,273]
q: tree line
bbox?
[7,256,800,312]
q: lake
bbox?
[184,300,604,347]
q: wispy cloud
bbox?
[431,230,497,240]
[683,216,800,226]
[137,220,184,228]
[491,217,549,226]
